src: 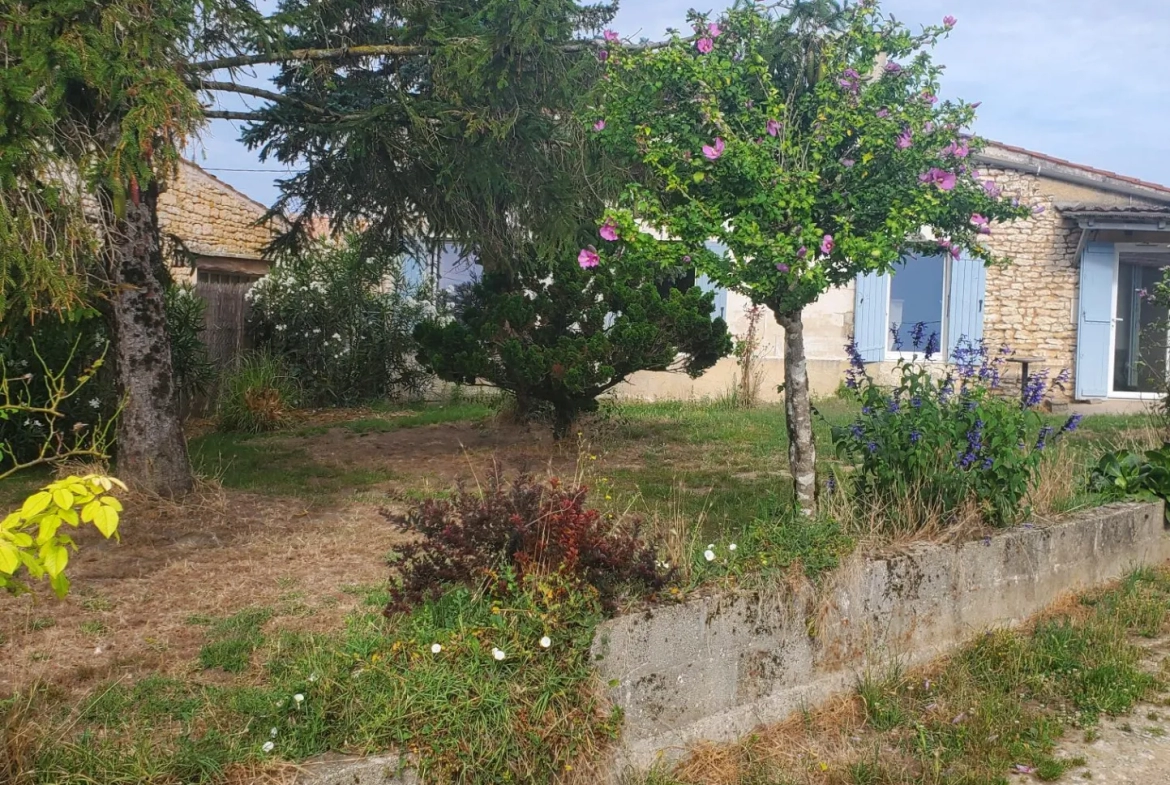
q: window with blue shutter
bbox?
[853,270,889,362]
[1076,242,1116,399]
[946,250,987,360]
[697,240,729,322]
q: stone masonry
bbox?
[979,166,1168,399]
[156,160,278,279]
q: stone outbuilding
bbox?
[621,141,1170,406]
[157,159,280,285]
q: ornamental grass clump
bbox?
[831,331,1080,528]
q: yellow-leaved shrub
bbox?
[0,474,125,597]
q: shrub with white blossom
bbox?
[247,238,435,406]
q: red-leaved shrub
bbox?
[383,470,668,614]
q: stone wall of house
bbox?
[979,167,1167,399]
[978,167,1082,394]
[157,161,277,264]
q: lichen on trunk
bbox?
[776,307,816,514]
[103,182,193,496]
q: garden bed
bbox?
[0,400,1161,784]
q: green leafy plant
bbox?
[415,248,731,437]
[164,283,215,409]
[592,2,1031,511]
[1089,446,1170,502]
[1,474,125,597]
[215,353,298,434]
[248,238,433,407]
[831,337,1077,527]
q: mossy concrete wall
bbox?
[591,502,1169,772]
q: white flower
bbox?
[262,741,275,753]
[492,647,506,661]
[331,332,342,341]
[539,636,551,649]
[88,398,101,409]
[707,543,715,550]
[729,543,737,552]
[308,673,318,682]
[312,327,322,334]
[293,693,304,705]
[431,643,442,654]
[275,324,287,331]
[704,549,716,562]
[270,727,278,738]
[31,420,43,429]
[662,562,670,570]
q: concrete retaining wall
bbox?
[591,502,1169,771]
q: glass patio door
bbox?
[1113,252,1170,393]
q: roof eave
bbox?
[974,145,1170,207]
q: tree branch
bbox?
[202,109,269,121]
[190,43,432,72]
[193,79,330,115]
[188,37,665,72]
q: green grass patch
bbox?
[189,433,386,498]
[198,607,274,673]
[13,580,615,784]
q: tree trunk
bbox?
[776,307,816,514]
[104,182,193,496]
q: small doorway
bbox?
[1112,250,1170,395]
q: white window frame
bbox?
[1108,243,1170,400]
[885,252,953,362]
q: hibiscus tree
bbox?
[589,1,1027,513]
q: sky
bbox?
[191,0,1170,209]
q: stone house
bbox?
[157,159,279,285]
[620,141,1170,406]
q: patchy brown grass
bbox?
[0,482,409,699]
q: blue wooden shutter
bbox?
[946,251,987,361]
[1076,241,1115,399]
[854,271,889,362]
[698,241,729,322]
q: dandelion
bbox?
[431,643,442,654]
[728,543,737,552]
[293,693,304,705]
[704,549,716,562]
[540,636,552,648]
[262,741,275,753]
[492,647,506,661]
